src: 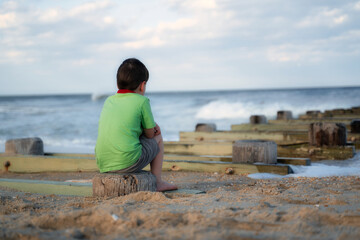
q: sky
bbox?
[0,0,360,95]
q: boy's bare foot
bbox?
[156,181,178,192]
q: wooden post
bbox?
[232,140,277,164]
[351,120,360,133]
[250,115,267,124]
[277,111,293,120]
[195,123,216,132]
[352,106,360,114]
[92,171,157,197]
[5,137,44,155]
[308,123,347,147]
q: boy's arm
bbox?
[144,123,161,139]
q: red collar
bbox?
[117,89,136,94]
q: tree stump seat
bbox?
[92,171,157,197]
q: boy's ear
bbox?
[140,81,146,92]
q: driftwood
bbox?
[250,115,267,124]
[92,171,157,197]
[5,137,44,155]
[232,140,277,164]
[277,111,293,120]
[308,123,347,147]
[350,120,360,133]
[195,123,216,132]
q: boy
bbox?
[95,58,177,192]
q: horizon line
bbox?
[1,85,360,97]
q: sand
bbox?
[0,171,360,240]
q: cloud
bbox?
[267,29,360,63]
[1,0,360,94]
[72,58,95,66]
[297,8,349,28]
[355,1,360,10]
[68,1,112,17]
[0,12,17,28]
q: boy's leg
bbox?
[151,133,178,192]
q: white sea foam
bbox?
[248,153,360,179]
[91,92,110,101]
[247,173,285,179]
[195,99,355,121]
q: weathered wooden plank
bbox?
[45,153,95,158]
[278,144,355,161]
[0,154,98,172]
[164,141,233,156]
[0,178,92,196]
[268,118,354,125]
[165,154,310,166]
[276,157,311,166]
[164,142,355,161]
[231,123,353,132]
[0,153,290,175]
[10,153,308,166]
[164,154,232,162]
[179,131,308,143]
[144,160,291,175]
[231,123,311,131]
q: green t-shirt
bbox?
[95,93,156,173]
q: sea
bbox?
[1,86,360,178]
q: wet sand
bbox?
[1,172,360,240]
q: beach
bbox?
[1,171,359,239]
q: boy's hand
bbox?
[154,123,161,136]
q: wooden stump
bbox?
[308,123,347,147]
[277,111,293,120]
[352,106,360,114]
[306,110,321,118]
[195,123,216,132]
[5,137,44,155]
[250,115,267,124]
[232,140,277,164]
[351,120,360,133]
[92,171,157,197]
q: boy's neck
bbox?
[117,89,136,94]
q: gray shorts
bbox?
[108,135,159,173]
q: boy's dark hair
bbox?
[117,58,149,90]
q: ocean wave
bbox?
[42,137,95,147]
[0,106,56,115]
[91,92,110,101]
[194,99,354,120]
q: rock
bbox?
[350,120,360,133]
[250,115,267,124]
[195,123,216,132]
[276,111,293,120]
[5,137,44,155]
[92,171,157,197]
[308,123,347,147]
[232,140,277,164]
